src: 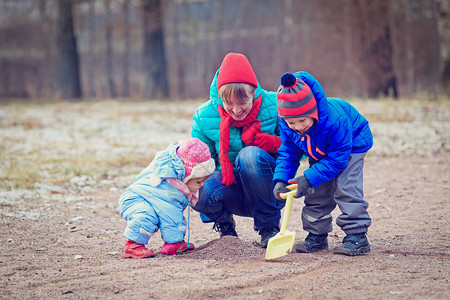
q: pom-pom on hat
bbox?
[216,53,258,90]
[277,72,318,120]
[177,138,215,183]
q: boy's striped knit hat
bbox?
[277,72,318,120]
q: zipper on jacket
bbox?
[301,134,324,160]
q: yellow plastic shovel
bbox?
[265,184,297,260]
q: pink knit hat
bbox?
[177,138,215,183]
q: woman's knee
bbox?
[236,146,259,164]
[195,171,222,210]
[236,146,275,176]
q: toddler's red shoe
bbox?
[122,239,155,259]
[160,240,195,255]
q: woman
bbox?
[191,53,281,248]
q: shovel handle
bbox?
[278,184,297,234]
[279,184,298,199]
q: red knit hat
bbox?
[177,138,215,183]
[216,53,258,89]
[277,73,318,120]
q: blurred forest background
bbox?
[0,0,449,101]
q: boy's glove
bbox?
[289,175,314,198]
[273,181,290,206]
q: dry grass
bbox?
[0,99,199,190]
[349,97,449,123]
[0,97,448,191]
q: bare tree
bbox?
[142,0,169,99]
[105,0,117,98]
[86,0,96,97]
[57,0,82,99]
[353,0,397,98]
[122,0,131,98]
[438,0,450,95]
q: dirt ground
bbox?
[1,153,448,299]
[0,99,449,299]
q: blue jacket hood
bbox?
[133,143,186,184]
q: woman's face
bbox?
[222,95,253,121]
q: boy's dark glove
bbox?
[273,181,290,206]
[289,175,314,198]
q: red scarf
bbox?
[218,97,281,186]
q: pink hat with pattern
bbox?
[177,138,215,183]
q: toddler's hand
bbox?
[289,175,314,198]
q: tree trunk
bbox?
[87,0,96,97]
[142,0,169,99]
[442,59,450,94]
[105,0,117,98]
[38,0,53,98]
[122,0,131,98]
[353,0,397,98]
[438,0,450,95]
[57,0,82,100]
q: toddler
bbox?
[118,138,215,258]
[273,72,373,256]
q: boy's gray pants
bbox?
[302,152,371,235]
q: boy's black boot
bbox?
[294,233,328,253]
[258,226,280,248]
[333,233,370,256]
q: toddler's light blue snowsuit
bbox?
[118,143,189,245]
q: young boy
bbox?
[118,138,215,258]
[272,72,373,256]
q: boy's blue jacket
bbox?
[118,143,189,243]
[273,72,373,188]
